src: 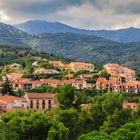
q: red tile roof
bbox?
[26,93,56,99]
[0,101,7,105]
[0,96,19,103]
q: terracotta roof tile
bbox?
[26,93,56,99]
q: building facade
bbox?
[24,93,57,110]
[96,64,140,93]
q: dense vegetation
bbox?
[0,85,140,140]
[0,45,70,66]
[27,33,140,71]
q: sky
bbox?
[0,0,140,30]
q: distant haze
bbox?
[14,20,140,43]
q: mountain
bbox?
[93,27,140,43]
[0,22,139,71]
[27,33,140,71]
[15,20,140,43]
[0,22,31,46]
[14,20,81,35]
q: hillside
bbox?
[93,27,140,43]
[15,20,140,43]
[0,22,31,46]
[27,33,140,71]
[0,22,139,71]
[0,45,70,66]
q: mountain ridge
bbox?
[15,20,140,43]
[0,21,139,71]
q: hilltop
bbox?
[15,20,140,43]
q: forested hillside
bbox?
[0,45,70,66]
[27,33,140,71]
[0,22,30,46]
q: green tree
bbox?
[1,110,68,140]
[74,70,88,77]
[27,85,57,93]
[78,131,112,140]
[100,109,132,134]
[57,85,85,109]
[90,93,125,132]
[57,85,75,109]
[90,96,106,130]
[102,93,123,116]
[1,77,14,95]
[132,103,140,119]
[39,61,49,69]
[0,123,19,140]
[47,123,69,140]
[15,89,24,97]
[111,119,140,140]
[58,108,79,140]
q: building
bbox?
[96,77,140,93]
[49,61,64,68]
[66,73,74,79]
[123,101,138,110]
[24,93,57,110]
[104,63,136,82]
[80,74,93,80]
[96,77,110,91]
[68,62,94,72]
[121,81,140,93]
[62,79,88,89]
[13,79,60,91]
[81,104,92,110]
[96,64,140,93]
[34,68,59,74]
[4,63,21,68]
[13,78,94,91]
[49,61,95,72]
[0,95,27,112]
[4,72,22,82]
[0,93,57,113]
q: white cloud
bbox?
[0,0,140,29]
[0,10,10,22]
[53,1,140,29]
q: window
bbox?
[36,100,39,109]
[48,100,52,110]
[30,100,33,109]
[42,100,45,109]
[48,100,51,105]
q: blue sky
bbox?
[0,0,140,29]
